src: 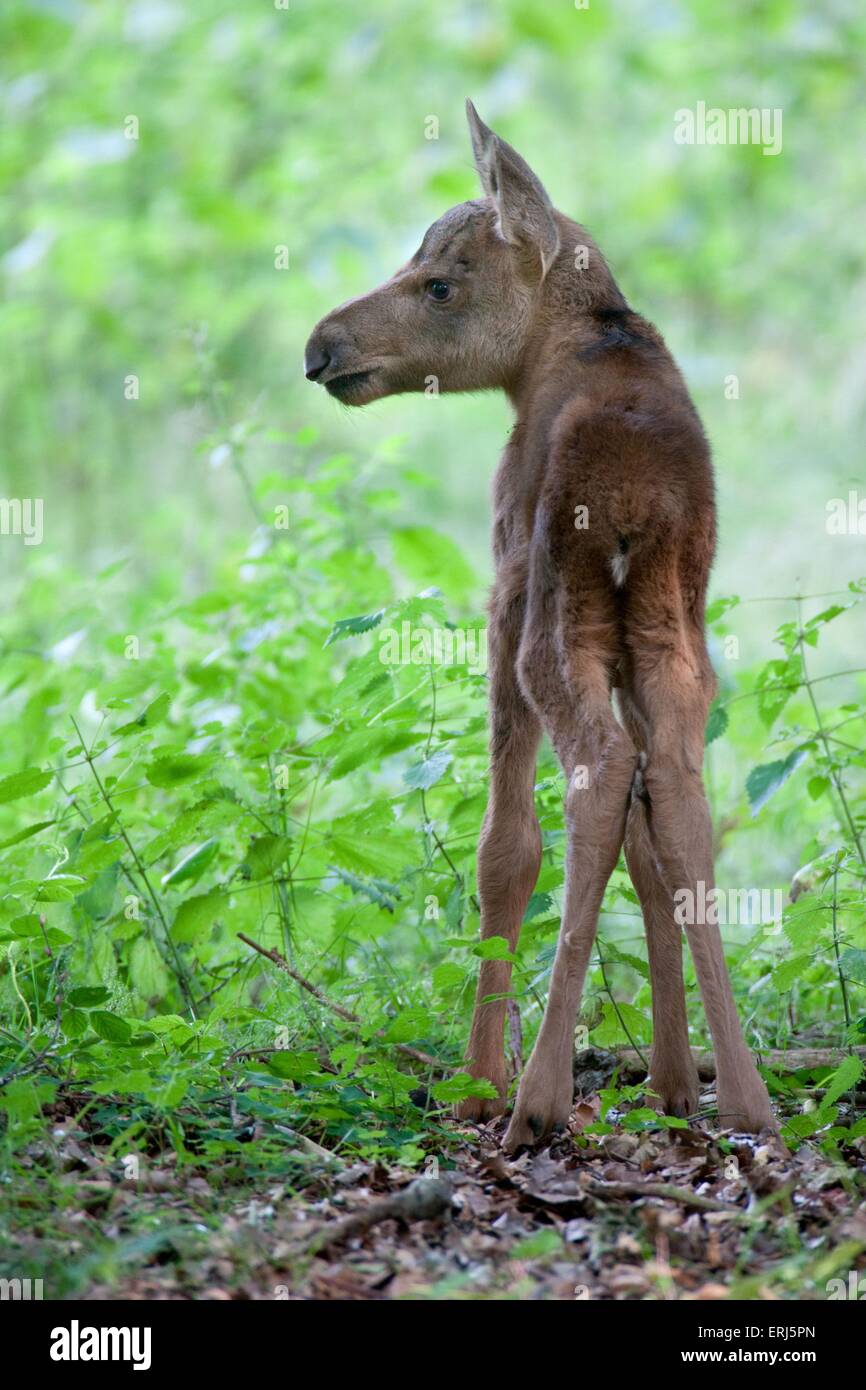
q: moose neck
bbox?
[505,214,628,433]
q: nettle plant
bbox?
[707,586,866,1140]
[0,429,863,1162]
[0,435,514,1163]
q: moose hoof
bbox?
[455,1065,507,1125]
[503,1104,569,1154]
[716,1070,777,1134]
[503,1074,572,1154]
[652,1068,701,1121]
[455,1091,507,1124]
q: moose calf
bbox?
[305,102,775,1150]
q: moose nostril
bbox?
[304,344,331,382]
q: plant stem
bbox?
[794,601,865,869]
[830,862,852,1048]
[71,718,196,1015]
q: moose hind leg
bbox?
[623,583,775,1132]
[619,693,700,1120]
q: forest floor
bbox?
[5,1054,866,1301]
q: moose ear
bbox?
[465,99,560,279]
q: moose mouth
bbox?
[324,369,374,402]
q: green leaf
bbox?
[267,1051,321,1080]
[323,727,415,781]
[746,748,808,814]
[7,914,42,938]
[755,655,802,729]
[840,949,866,986]
[90,1011,133,1044]
[0,1079,56,1120]
[115,691,171,737]
[75,839,124,875]
[472,935,514,961]
[592,1000,652,1047]
[772,955,811,991]
[36,873,87,903]
[0,820,55,849]
[510,1229,562,1258]
[819,1056,864,1113]
[331,867,397,911]
[157,1077,189,1108]
[805,604,850,632]
[403,748,452,790]
[623,1106,676,1132]
[145,754,208,788]
[146,1015,195,1046]
[0,769,52,804]
[2,913,70,946]
[392,527,476,604]
[705,700,728,745]
[327,828,416,878]
[523,892,552,922]
[162,838,219,887]
[61,1008,88,1039]
[432,961,464,993]
[128,936,171,1000]
[172,889,223,943]
[706,595,740,624]
[240,834,292,880]
[68,986,110,1008]
[807,775,831,801]
[431,1073,498,1104]
[603,939,650,981]
[381,1008,434,1043]
[325,610,385,646]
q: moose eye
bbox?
[426,279,451,302]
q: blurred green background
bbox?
[2,0,864,611]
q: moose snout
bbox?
[304,337,332,382]
[303,308,382,405]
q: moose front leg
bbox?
[458,591,542,1123]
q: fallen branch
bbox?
[584,1178,745,1217]
[273,1124,343,1165]
[613,1045,866,1081]
[307,1178,452,1254]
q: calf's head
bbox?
[304,101,561,404]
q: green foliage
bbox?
[0,432,863,1174]
[1,0,865,1299]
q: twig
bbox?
[237,932,359,1021]
[585,1178,745,1217]
[237,932,440,1067]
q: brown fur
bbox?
[305,102,775,1149]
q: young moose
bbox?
[305,102,775,1150]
